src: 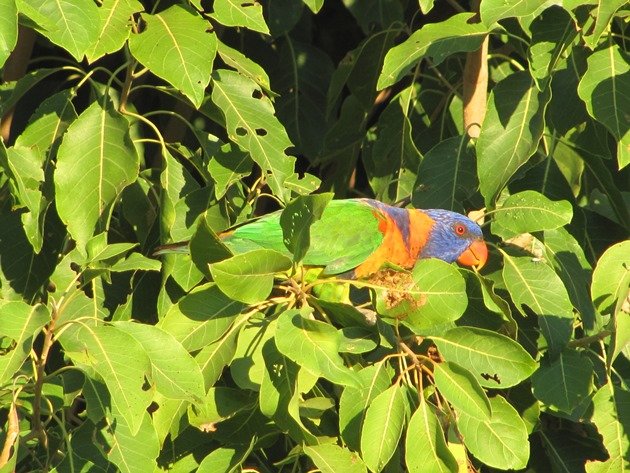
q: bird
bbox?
[155,198,488,279]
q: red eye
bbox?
[455,224,466,236]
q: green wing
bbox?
[224,200,384,274]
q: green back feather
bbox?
[224,200,384,274]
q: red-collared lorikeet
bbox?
[156,198,488,278]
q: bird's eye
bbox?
[454,224,466,236]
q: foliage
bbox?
[0,0,629,472]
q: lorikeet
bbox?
[156,198,487,278]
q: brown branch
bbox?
[462,0,489,139]
[567,330,612,348]
[0,397,20,467]
[1,26,36,142]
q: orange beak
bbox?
[457,239,488,270]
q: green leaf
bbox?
[275,309,360,388]
[378,13,488,90]
[432,326,537,389]
[412,135,477,213]
[159,283,245,352]
[109,253,161,272]
[3,145,46,252]
[434,361,492,420]
[0,0,18,68]
[0,68,58,116]
[216,38,271,93]
[207,69,297,200]
[16,0,99,60]
[129,4,217,107]
[583,1,627,49]
[210,249,292,304]
[374,259,468,332]
[231,312,276,390]
[585,382,630,473]
[528,6,578,88]
[86,0,143,62]
[457,395,529,470]
[477,71,550,206]
[493,190,573,234]
[260,339,316,443]
[274,39,334,158]
[206,141,253,199]
[338,326,378,354]
[302,0,323,13]
[342,0,403,35]
[59,325,153,434]
[531,349,593,413]
[405,400,458,473]
[280,193,333,262]
[363,85,423,203]
[14,89,77,154]
[591,241,630,315]
[211,0,269,34]
[360,384,406,473]
[304,444,367,473]
[55,100,139,252]
[501,253,574,353]
[339,362,392,451]
[114,321,205,402]
[0,301,49,385]
[188,387,256,431]
[577,44,630,168]
[105,411,159,473]
[197,444,253,473]
[542,227,599,333]
[480,0,548,26]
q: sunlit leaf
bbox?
[280,193,333,262]
[434,361,492,420]
[305,443,367,473]
[493,190,573,235]
[211,0,269,34]
[129,4,216,107]
[0,0,18,67]
[86,0,143,62]
[591,241,630,315]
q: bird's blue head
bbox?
[420,209,487,269]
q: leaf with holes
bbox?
[86,0,143,63]
[129,4,216,107]
[493,190,573,235]
[207,69,297,201]
[211,0,269,34]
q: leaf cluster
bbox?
[0,1,629,472]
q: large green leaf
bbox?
[477,71,550,206]
[405,400,458,473]
[339,362,392,451]
[378,13,487,90]
[412,135,477,213]
[363,85,423,204]
[0,0,18,68]
[585,382,630,473]
[457,395,529,470]
[105,411,160,473]
[159,283,245,352]
[230,313,276,390]
[115,321,205,402]
[480,0,549,26]
[501,253,574,353]
[304,444,367,473]
[360,384,406,473]
[86,0,143,63]
[129,4,216,107]
[583,1,627,49]
[531,349,593,413]
[432,327,537,389]
[210,249,292,304]
[493,190,573,235]
[16,0,99,60]
[0,301,49,385]
[207,69,297,200]
[55,100,139,252]
[211,0,269,34]
[591,241,630,315]
[59,325,153,434]
[275,309,360,388]
[577,44,630,168]
[434,361,492,420]
[280,193,333,263]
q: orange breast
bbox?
[353,209,434,278]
